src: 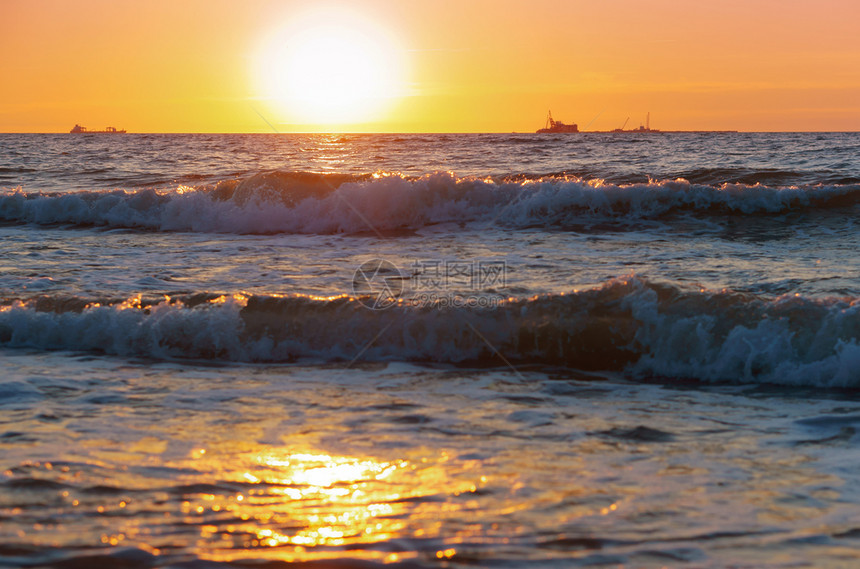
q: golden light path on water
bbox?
[152,446,485,564]
[3,351,858,569]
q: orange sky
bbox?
[2,0,860,132]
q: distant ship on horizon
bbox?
[535,110,661,134]
[611,112,660,133]
[536,111,578,133]
[535,111,737,134]
[70,124,126,134]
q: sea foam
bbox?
[2,278,859,387]
[2,171,860,235]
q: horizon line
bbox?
[3,130,860,135]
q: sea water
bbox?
[1,132,860,568]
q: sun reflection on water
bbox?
[181,447,480,563]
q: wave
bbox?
[2,278,860,387]
[2,171,860,235]
[672,167,860,187]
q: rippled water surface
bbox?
[1,133,860,568]
[5,353,860,568]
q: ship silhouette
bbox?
[536,111,578,133]
[70,124,127,134]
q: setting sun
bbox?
[252,7,406,126]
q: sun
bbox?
[253,8,406,127]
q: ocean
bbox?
[1,132,860,568]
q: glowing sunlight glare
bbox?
[253,8,405,126]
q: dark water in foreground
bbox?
[1,133,860,568]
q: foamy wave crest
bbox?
[3,171,860,234]
[3,279,860,387]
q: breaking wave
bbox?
[2,278,860,388]
[2,171,860,235]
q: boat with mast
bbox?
[536,111,578,133]
[611,112,660,133]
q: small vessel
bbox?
[536,111,578,133]
[612,113,660,134]
[612,117,630,133]
[70,124,127,134]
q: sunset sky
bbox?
[2,0,859,133]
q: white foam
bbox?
[2,279,860,387]
[2,173,859,235]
